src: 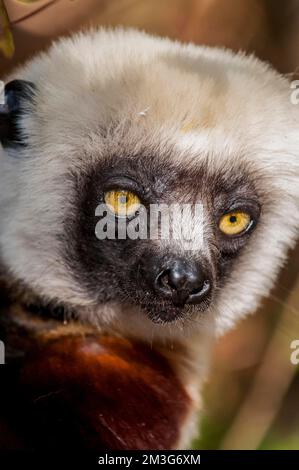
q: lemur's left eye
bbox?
[219,211,252,236]
[104,189,141,217]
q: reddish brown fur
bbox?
[13,333,191,450]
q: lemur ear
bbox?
[0,79,36,148]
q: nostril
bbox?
[159,269,175,289]
[186,279,211,304]
[154,269,174,297]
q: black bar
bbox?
[0,450,298,468]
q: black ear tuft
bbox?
[0,79,36,148]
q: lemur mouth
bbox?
[142,304,187,324]
[138,290,213,324]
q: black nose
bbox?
[154,259,211,306]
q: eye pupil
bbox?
[230,215,237,224]
[104,189,141,217]
[119,195,127,205]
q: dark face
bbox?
[63,150,260,324]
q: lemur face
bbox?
[67,151,260,326]
[0,29,298,339]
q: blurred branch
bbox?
[0,0,14,58]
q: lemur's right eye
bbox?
[104,189,141,218]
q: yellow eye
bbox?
[219,211,252,236]
[104,189,141,217]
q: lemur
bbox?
[0,28,298,450]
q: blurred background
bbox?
[0,0,298,450]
